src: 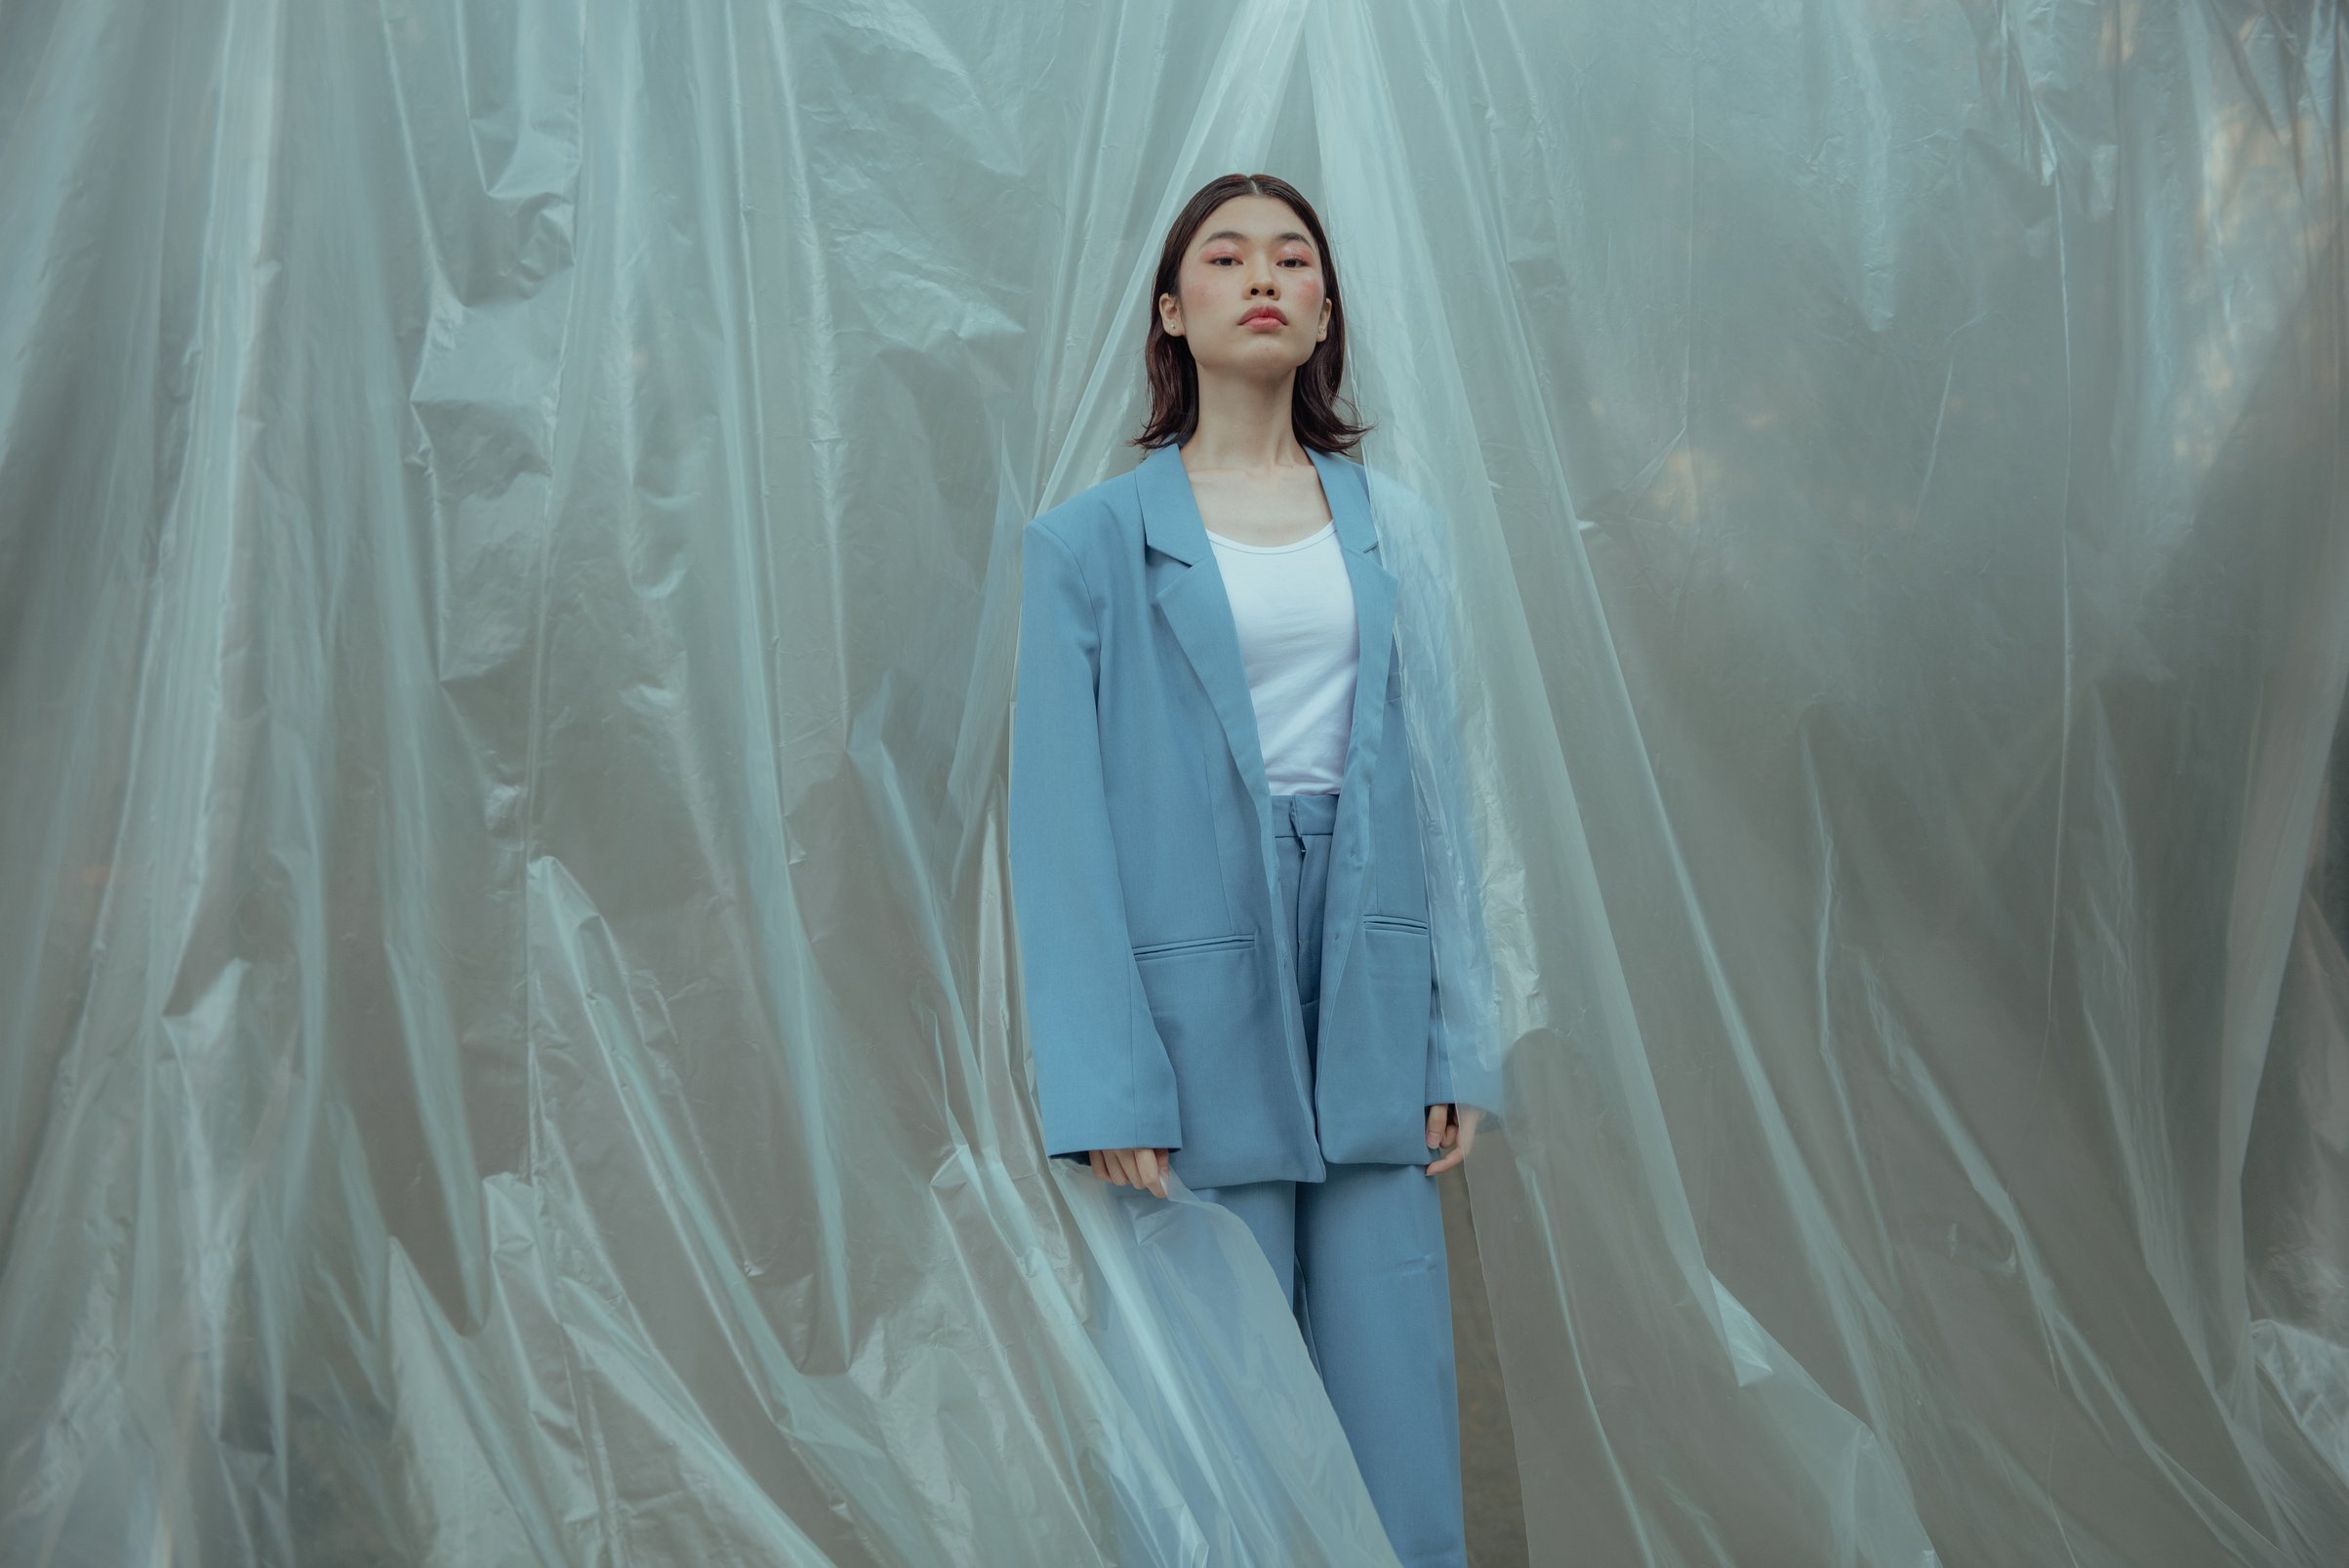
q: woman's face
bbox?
[1158,194,1332,379]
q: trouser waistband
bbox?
[1271,789,1340,839]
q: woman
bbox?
[1008,172,1491,1568]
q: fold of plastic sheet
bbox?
[0,1,2344,1564]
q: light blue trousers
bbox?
[1191,789,1468,1568]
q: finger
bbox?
[1425,1103,1447,1147]
[1425,1146,1464,1175]
[1138,1147,1166,1198]
[1109,1148,1137,1188]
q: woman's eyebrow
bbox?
[1199,228,1314,247]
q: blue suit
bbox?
[1011,436,1489,1567]
[1008,435,1498,1191]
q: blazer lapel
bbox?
[1305,445,1397,1011]
[1139,440,1274,806]
[1308,443,1398,815]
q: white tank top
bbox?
[1206,520,1358,794]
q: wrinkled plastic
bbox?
[1,1,2345,1563]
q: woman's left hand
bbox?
[1423,1102,1480,1175]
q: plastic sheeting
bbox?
[0,0,2344,1562]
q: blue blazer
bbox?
[1010,437,1499,1189]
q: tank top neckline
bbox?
[1203,518,1337,555]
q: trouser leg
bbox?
[1296,1159,1466,1568]
[1184,1178,1300,1315]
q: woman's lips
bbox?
[1241,311,1285,328]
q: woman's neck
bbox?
[1183,369,1307,473]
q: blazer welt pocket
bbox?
[1132,932,1256,960]
[1362,915,1430,934]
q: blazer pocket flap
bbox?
[1131,932,1256,960]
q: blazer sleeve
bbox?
[1413,647,1505,1120]
[1008,518,1185,1161]
[1384,486,1507,1122]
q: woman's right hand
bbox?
[1088,1146,1170,1198]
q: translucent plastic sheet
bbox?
[1,1,2345,1563]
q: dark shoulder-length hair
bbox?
[1129,173,1374,457]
